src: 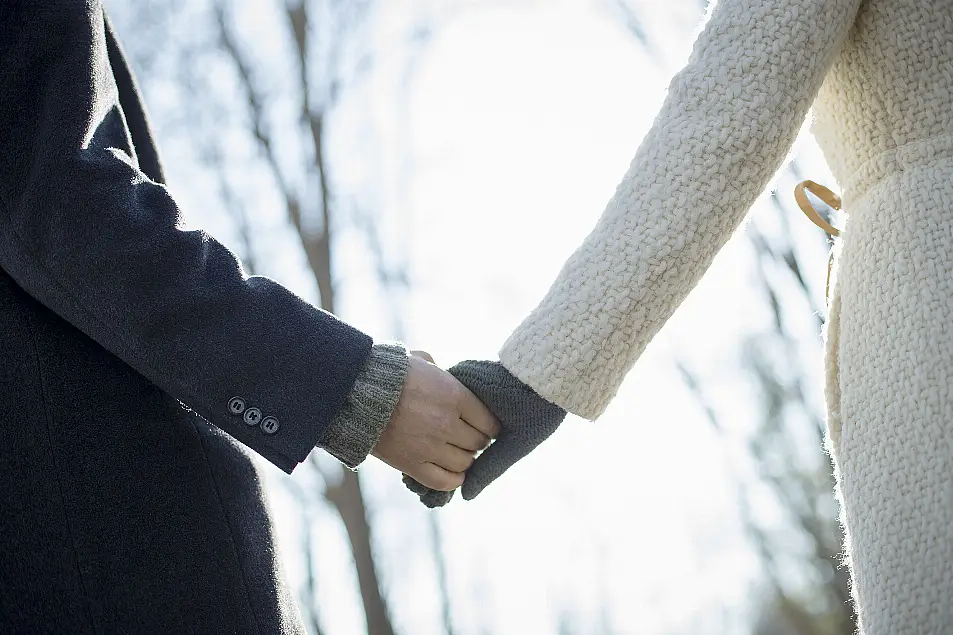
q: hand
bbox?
[403,360,567,508]
[372,352,501,492]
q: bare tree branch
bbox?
[213,3,397,633]
[604,0,649,48]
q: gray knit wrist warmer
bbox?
[404,360,567,508]
[318,342,410,469]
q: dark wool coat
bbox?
[0,3,373,632]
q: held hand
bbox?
[403,360,567,508]
[372,353,501,492]
[452,361,566,500]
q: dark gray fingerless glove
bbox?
[403,360,567,508]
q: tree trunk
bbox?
[321,465,396,635]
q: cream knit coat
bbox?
[499,0,953,631]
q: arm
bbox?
[500,0,861,419]
[0,1,371,472]
[405,0,862,506]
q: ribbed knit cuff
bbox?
[317,342,410,469]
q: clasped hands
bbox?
[372,351,566,508]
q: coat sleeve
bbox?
[498,0,862,419]
[0,1,373,473]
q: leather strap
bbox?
[794,180,842,303]
[795,180,841,236]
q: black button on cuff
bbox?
[243,407,263,426]
[229,398,278,435]
[260,416,280,435]
[228,396,247,415]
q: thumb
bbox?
[461,426,556,500]
[461,437,518,500]
[450,360,566,501]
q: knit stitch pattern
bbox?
[499,0,953,632]
[499,0,861,419]
[318,342,410,469]
[815,3,953,627]
[402,361,567,508]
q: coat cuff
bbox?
[317,342,410,469]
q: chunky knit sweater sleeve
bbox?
[498,0,862,419]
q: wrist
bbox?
[317,341,410,469]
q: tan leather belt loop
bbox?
[794,180,843,303]
[795,180,842,236]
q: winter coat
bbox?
[0,4,373,632]
[499,0,953,631]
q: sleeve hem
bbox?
[499,348,607,421]
[318,342,410,469]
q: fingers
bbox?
[462,417,562,500]
[413,462,465,492]
[402,473,430,496]
[433,442,476,473]
[457,386,502,438]
[461,438,520,500]
[446,420,492,452]
[402,474,455,508]
[419,489,455,508]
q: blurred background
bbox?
[107,1,852,633]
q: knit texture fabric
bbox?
[498,0,862,420]
[318,342,410,469]
[404,361,567,508]
[402,472,453,509]
[496,0,953,632]
[811,3,953,632]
